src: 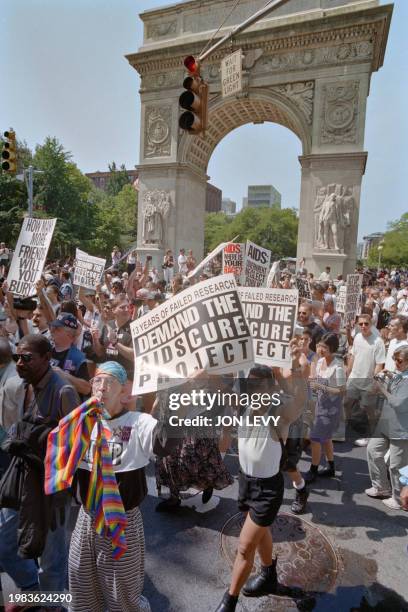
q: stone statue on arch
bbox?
[314,183,355,252]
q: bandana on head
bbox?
[44,397,127,559]
[95,361,128,385]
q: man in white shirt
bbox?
[319,266,331,282]
[346,313,386,446]
[382,287,396,312]
[384,315,408,372]
[178,249,188,275]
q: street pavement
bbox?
[2,441,408,611]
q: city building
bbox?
[86,169,138,191]
[243,185,281,209]
[357,242,364,260]
[221,198,237,216]
[206,183,222,213]
[362,232,385,259]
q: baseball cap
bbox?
[50,313,78,330]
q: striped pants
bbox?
[68,506,151,612]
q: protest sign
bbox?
[238,287,298,368]
[222,243,244,284]
[266,261,280,288]
[344,274,363,326]
[131,274,254,395]
[243,240,271,287]
[296,277,312,300]
[336,286,347,314]
[73,249,106,291]
[7,217,56,297]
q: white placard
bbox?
[221,49,243,98]
[7,217,57,297]
[73,249,106,291]
[243,240,271,287]
[336,285,347,314]
[344,274,363,326]
[266,261,280,288]
[222,243,245,284]
[131,274,254,395]
[238,287,299,368]
[187,242,228,278]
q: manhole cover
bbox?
[221,512,340,595]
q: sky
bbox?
[1,0,406,241]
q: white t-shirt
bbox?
[398,298,408,315]
[178,254,188,274]
[79,411,158,473]
[385,338,408,372]
[349,332,386,387]
[383,296,396,311]
[319,272,331,282]
[316,356,346,388]
[238,408,282,478]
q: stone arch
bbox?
[179,88,311,175]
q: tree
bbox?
[113,184,138,248]
[105,162,132,196]
[367,213,408,268]
[0,173,28,245]
[204,207,298,258]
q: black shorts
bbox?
[282,437,302,472]
[238,471,284,527]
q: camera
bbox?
[13,297,37,311]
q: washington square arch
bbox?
[126,0,392,277]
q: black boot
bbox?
[214,591,238,612]
[291,486,309,514]
[243,558,304,599]
[318,461,335,478]
[202,487,214,504]
[155,496,181,512]
[304,464,319,483]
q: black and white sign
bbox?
[7,217,56,297]
[221,49,243,97]
[266,261,280,288]
[74,249,106,291]
[336,285,347,314]
[344,274,363,326]
[222,243,244,284]
[296,277,312,300]
[131,274,254,394]
[243,240,271,287]
[238,287,299,368]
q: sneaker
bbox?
[291,487,309,514]
[365,486,391,499]
[354,438,369,447]
[318,465,335,478]
[382,497,401,510]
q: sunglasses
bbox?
[13,353,34,363]
[358,322,370,327]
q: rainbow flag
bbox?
[44,397,127,559]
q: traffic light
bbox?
[179,56,208,135]
[1,130,17,173]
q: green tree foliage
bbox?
[105,162,132,196]
[367,213,408,267]
[0,173,28,244]
[205,207,298,258]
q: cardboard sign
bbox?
[243,240,271,287]
[7,217,57,297]
[222,243,245,284]
[296,277,312,300]
[344,274,363,326]
[238,287,299,368]
[187,242,227,279]
[73,249,106,291]
[336,285,347,314]
[266,261,280,288]
[131,274,254,394]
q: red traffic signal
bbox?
[184,55,200,74]
[179,57,208,134]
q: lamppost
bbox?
[378,241,384,272]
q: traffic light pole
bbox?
[25,166,34,217]
[199,0,291,63]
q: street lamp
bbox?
[378,241,384,272]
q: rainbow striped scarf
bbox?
[44,397,127,559]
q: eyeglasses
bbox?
[14,353,34,363]
[91,376,117,389]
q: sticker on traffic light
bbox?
[1,130,17,173]
[179,56,209,135]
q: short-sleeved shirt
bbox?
[349,332,386,388]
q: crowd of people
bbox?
[0,245,407,612]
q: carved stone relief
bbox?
[320,80,359,145]
[144,106,172,158]
[314,183,356,252]
[141,71,181,91]
[146,20,177,39]
[272,81,314,125]
[142,189,172,247]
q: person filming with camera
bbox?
[365,346,408,510]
